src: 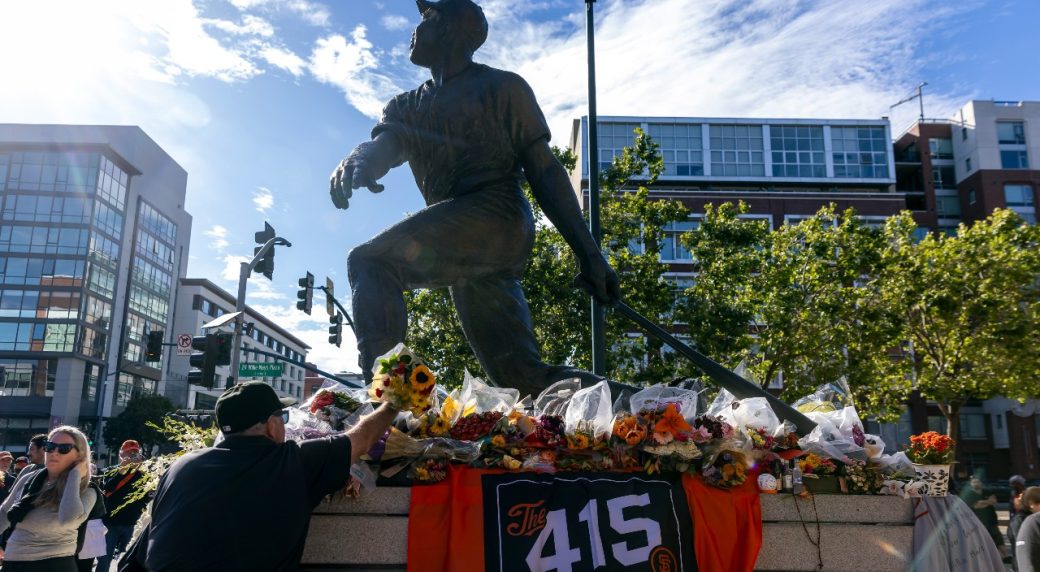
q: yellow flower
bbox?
[491,434,507,448]
[569,433,590,449]
[409,365,435,391]
[430,416,450,436]
[503,456,522,470]
[415,467,430,481]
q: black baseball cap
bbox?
[215,382,296,434]
[416,0,488,53]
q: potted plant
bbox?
[905,431,955,497]
[799,454,841,494]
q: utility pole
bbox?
[585,0,605,376]
[890,81,928,122]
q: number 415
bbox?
[525,493,663,572]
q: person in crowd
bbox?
[13,457,29,474]
[1,451,15,504]
[95,440,149,572]
[0,426,98,571]
[121,381,398,571]
[960,477,1007,557]
[1010,487,1040,571]
[75,464,106,572]
[1017,487,1040,572]
[17,435,48,479]
[1012,475,1029,517]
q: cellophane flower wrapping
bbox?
[368,343,436,416]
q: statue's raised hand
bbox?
[329,141,389,210]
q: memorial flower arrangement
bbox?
[701,449,748,489]
[308,388,362,431]
[842,459,886,494]
[368,345,436,416]
[905,431,954,465]
[798,453,838,476]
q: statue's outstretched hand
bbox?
[574,254,621,305]
[329,142,387,210]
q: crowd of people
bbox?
[0,381,398,571]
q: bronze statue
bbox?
[329,0,619,397]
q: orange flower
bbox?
[653,404,692,437]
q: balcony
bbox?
[894,150,920,163]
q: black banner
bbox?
[482,472,696,572]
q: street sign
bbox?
[239,362,284,377]
[177,334,192,356]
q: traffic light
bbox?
[254,222,276,280]
[296,272,314,315]
[187,334,218,387]
[145,330,164,362]
[325,277,335,316]
[328,313,343,347]
[214,332,233,366]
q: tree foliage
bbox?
[879,209,1040,442]
[103,394,176,454]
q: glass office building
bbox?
[0,125,191,453]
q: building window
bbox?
[770,125,826,178]
[1004,184,1036,224]
[709,124,764,176]
[931,166,956,189]
[596,122,639,170]
[648,123,703,176]
[831,126,889,178]
[965,157,972,172]
[968,190,976,205]
[660,219,700,261]
[961,126,968,141]
[997,121,1026,145]
[935,195,961,218]
[928,137,954,160]
[1000,150,1029,169]
[959,413,987,440]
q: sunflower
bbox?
[430,416,450,436]
[409,365,435,391]
[491,434,507,448]
[568,433,591,449]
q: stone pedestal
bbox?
[301,488,914,571]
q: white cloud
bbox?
[230,0,330,27]
[204,225,230,251]
[253,187,275,213]
[221,254,250,281]
[308,26,404,119]
[476,0,972,142]
[249,303,361,373]
[381,14,411,31]
[261,46,307,76]
[204,14,275,37]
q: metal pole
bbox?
[586,0,605,376]
[918,82,925,121]
[228,236,290,389]
[228,261,250,388]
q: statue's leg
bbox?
[348,242,408,381]
[450,275,553,397]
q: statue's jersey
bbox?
[373,63,551,206]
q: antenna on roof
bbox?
[891,82,928,122]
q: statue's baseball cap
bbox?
[215,381,296,434]
[416,0,488,52]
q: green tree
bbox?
[406,130,689,388]
[103,393,176,454]
[677,203,911,420]
[880,209,1040,447]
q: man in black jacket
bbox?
[125,382,397,571]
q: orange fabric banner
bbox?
[407,465,498,572]
[682,472,763,572]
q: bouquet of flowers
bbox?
[798,453,839,475]
[905,431,954,465]
[702,449,749,489]
[612,414,648,447]
[843,459,886,494]
[527,415,567,448]
[308,388,362,431]
[368,344,436,416]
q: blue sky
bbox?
[2,0,1038,374]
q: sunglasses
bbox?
[44,441,78,455]
[273,409,289,424]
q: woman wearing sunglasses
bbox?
[0,426,97,571]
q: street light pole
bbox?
[228,236,291,388]
[585,0,605,376]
